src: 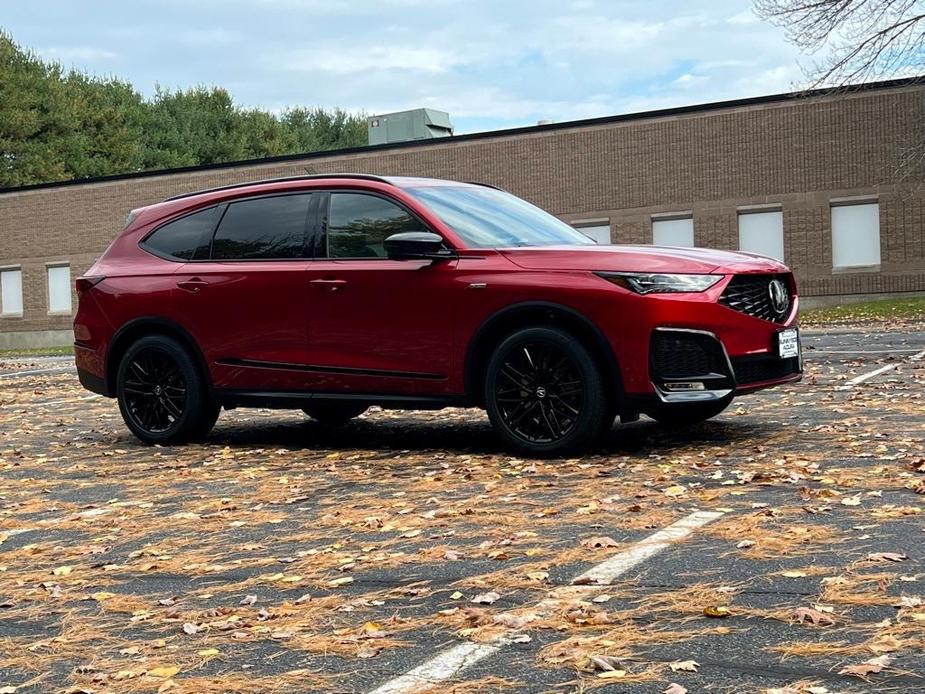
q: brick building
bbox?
[1,78,923,348]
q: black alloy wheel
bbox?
[494,341,583,443]
[485,327,607,456]
[116,335,218,444]
[122,347,188,433]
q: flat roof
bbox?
[1,76,921,196]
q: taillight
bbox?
[76,276,105,294]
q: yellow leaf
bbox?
[91,591,116,601]
[52,566,73,576]
[597,669,627,679]
[664,485,687,497]
[197,648,220,657]
[328,576,353,587]
[704,605,731,618]
[147,666,180,678]
[450,591,463,600]
[781,570,807,578]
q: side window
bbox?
[144,206,218,260]
[327,193,427,258]
[212,194,311,260]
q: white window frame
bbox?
[573,219,611,245]
[46,263,72,315]
[830,200,881,270]
[0,266,24,318]
[737,207,784,262]
[651,214,694,247]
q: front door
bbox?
[304,190,458,396]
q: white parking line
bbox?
[366,510,724,694]
[835,348,925,390]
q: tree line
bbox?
[0,32,368,188]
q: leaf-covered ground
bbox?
[1,327,923,694]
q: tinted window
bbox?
[327,193,427,258]
[144,206,217,260]
[211,194,311,260]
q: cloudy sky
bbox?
[3,0,807,134]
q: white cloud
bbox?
[282,46,465,74]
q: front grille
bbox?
[720,274,792,323]
[732,356,800,385]
[651,331,729,380]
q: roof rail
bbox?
[165,173,393,202]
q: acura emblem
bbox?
[768,279,789,315]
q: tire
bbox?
[116,335,218,445]
[645,399,730,428]
[484,327,607,457]
[302,401,368,425]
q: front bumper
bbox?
[647,327,802,403]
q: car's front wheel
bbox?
[484,327,607,457]
[645,399,730,427]
[302,401,368,425]
[116,335,218,444]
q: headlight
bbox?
[595,272,723,294]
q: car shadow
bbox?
[190,409,769,459]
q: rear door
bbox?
[303,190,459,395]
[166,192,316,390]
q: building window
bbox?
[575,223,611,244]
[0,268,23,317]
[738,209,784,261]
[47,264,72,314]
[652,216,694,247]
[831,201,880,269]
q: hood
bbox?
[498,245,789,274]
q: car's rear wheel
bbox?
[645,399,730,427]
[116,335,218,444]
[484,327,607,457]
[302,401,368,425]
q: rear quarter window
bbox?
[143,207,218,260]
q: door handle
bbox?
[177,278,209,293]
[310,278,347,292]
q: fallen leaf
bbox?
[793,607,835,626]
[146,666,179,679]
[669,659,699,672]
[589,655,623,671]
[580,536,619,549]
[596,669,626,679]
[703,605,730,618]
[52,566,73,576]
[664,685,687,694]
[664,485,687,497]
[472,591,500,605]
[867,552,908,562]
[197,648,219,657]
[839,655,890,677]
[780,570,807,578]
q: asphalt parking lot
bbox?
[1,327,923,694]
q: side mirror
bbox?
[384,232,456,261]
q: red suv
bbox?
[74,174,801,455]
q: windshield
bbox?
[405,185,596,248]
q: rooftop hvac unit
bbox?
[367,108,453,145]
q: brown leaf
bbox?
[589,654,623,671]
[867,552,908,562]
[669,659,699,672]
[664,685,688,694]
[839,655,890,678]
[471,591,500,605]
[580,536,619,549]
[792,607,835,626]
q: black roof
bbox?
[1,76,921,196]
